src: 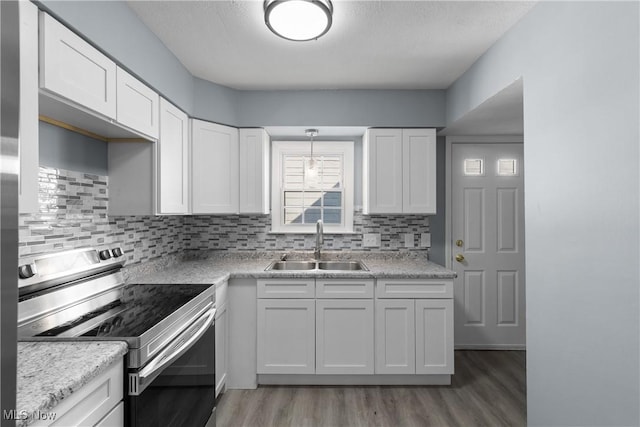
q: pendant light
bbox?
[264,0,333,41]
[305,128,319,179]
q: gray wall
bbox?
[236,90,446,127]
[39,122,107,175]
[447,2,639,425]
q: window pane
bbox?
[284,208,303,224]
[284,191,304,207]
[321,156,342,189]
[497,159,518,176]
[304,208,322,223]
[323,208,342,224]
[464,159,484,176]
[324,192,341,207]
[305,192,323,207]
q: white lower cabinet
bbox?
[375,298,454,375]
[257,299,315,374]
[316,299,374,374]
[375,299,416,374]
[255,277,453,380]
[32,359,124,427]
[415,299,454,374]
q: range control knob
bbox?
[18,263,37,279]
[112,248,123,258]
[99,250,112,260]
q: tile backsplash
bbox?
[19,167,184,265]
[19,167,430,264]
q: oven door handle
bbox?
[138,306,216,383]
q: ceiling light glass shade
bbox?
[264,0,333,41]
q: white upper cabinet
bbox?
[19,1,39,213]
[363,128,437,214]
[402,129,437,213]
[158,98,189,214]
[116,67,159,139]
[39,11,117,119]
[239,128,270,214]
[191,120,239,214]
[363,129,403,214]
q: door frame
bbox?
[444,136,524,271]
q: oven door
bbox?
[127,307,216,427]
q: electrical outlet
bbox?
[420,233,431,247]
[404,233,414,248]
[363,233,380,247]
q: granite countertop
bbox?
[16,341,128,427]
[125,250,456,285]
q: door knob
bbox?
[455,254,465,262]
[455,240,464,247]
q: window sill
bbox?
[268,230,358,235]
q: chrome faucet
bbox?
[314,219,324,260]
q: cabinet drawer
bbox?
[376,279,453,299]
[33,359,123,427]
[257,279,315,298]
[316,279,374,299]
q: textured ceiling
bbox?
[127,1,536,90]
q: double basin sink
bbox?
[265,260,368,271]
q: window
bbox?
[272,141,354,233]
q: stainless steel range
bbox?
[17,248,216,427]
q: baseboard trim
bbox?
[258,374,451,386]
[455,344,526,350]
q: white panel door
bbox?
[239,128,269,214]
[116,67,159,139]
[39,12,116,118]
[364,129,403,213]
[451,143,526,348]
[316,299,374,374]
[158,98,189,214]
[257,299,315,374]
[375,299,416,374]
[402,129,437,214]
[191,120,239,214]
[415,299,454,374]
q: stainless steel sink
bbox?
[317,261,368,271]
[265,260,316,271]
[265,260,368,271]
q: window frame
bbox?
[271,140,354,234]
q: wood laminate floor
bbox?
[216,350,526,427]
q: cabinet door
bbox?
[402,129,436,214]
[415,299,454,374]
[375,299,415,374]
[239,128,269,214]
[215,301,228,398]
[116,67,159,139]
[257,299,315,374]
[316,299,374,374]
[39,12,116,119]
[363,129,403,214]
[158,98,189,214]
[94,402,124,427]
[191,120,239,214]
[19,1,39,213]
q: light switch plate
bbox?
[363,233,380,247]
[404,233,414,248]
[420,233,431,247]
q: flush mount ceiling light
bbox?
[264,0,333,41]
